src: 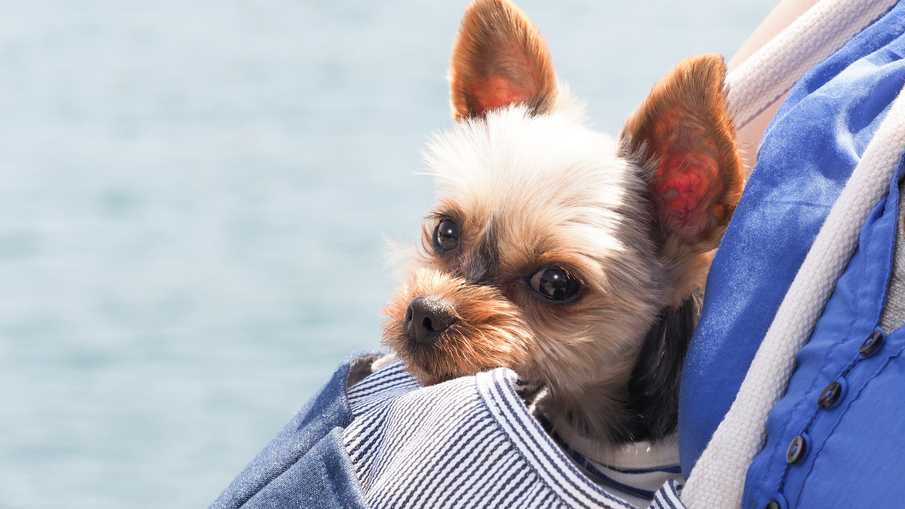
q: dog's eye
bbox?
[433,219,460,252]
[530,268,581,302]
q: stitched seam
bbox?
[793,343,905,507]
[769,260,862,498]
[793,163,905,507]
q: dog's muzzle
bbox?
[405,296,455,344]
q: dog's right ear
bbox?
[619,55,743,260]
[449,0,557,120]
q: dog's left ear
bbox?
[448,0,557,120]
[620,54,743,260]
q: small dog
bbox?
[382,0,742,448]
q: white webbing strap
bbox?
[682,9,905,508]
[726,0,897,130]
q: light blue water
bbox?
[0,1,774,507]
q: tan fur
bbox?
[383,157,661,434]
[382,0,743,445]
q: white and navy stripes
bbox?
[649,480,685,509]
[342,358,682,508]
[541,418,683,504]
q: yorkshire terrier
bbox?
[381,0,742,450]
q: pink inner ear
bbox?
[651,113,723,245]
[468,76,537,116]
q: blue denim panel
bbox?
[210,351,380,509]
[678,0,905,476]
[243,428,370,509]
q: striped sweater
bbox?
[342,357,683,508]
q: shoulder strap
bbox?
[727,0,897,129]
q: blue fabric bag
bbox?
[679,0,905,478]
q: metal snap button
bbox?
[817,381,842,409]
[859,331,884,356]
[766,493,788,509]
[786,434,808,464]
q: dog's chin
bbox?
[386,339,461,386]
[381,319,498,386]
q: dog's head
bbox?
[382,0,741,440]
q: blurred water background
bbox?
[0,0,775,507]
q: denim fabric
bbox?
[678,0,905,476]
[209,351,379,509]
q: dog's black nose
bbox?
[405,296,455,344]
